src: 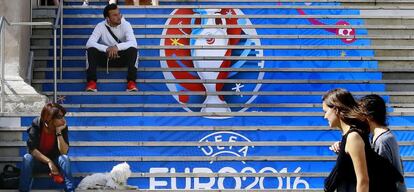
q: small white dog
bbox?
[77,162,137,190]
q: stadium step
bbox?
[16,0,414,190]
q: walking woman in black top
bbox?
[323,88,370,192]
[323,88,403,192]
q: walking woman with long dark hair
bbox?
[322,88,370,192]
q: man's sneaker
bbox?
[85,80,97,92]
[126,81,138,92]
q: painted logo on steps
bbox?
[160,8,264,115]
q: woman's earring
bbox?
[44,122,49,128]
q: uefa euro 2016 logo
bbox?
[150,131,310,189]
[160,8,264,115]
[198,131,254,164]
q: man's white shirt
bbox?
[86,18,137,52]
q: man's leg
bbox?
[119,47,138,82]
[19,154,35,192]
[118,47,138,91]
[86,47,107,91]
[86,47,107,82]
[57,155,74,192]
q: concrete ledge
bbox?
[3,140,414,147]
[3,79,47,113]
[1,125,414,131]
[29,34,414,39]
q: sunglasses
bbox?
[47,103,66,119]
[55,113,65,119]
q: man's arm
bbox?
[26,119,59,174]
[329,141,341,154]
[116,21,137,51]
[56,124,69,155]
[31,148,53,164]
[86,24,109,52]
[31,149,60,175]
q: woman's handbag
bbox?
[324,164,339,192]
[0,164,20,189]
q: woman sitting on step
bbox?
[19,103,74,192]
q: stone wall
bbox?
[0,0,47,114]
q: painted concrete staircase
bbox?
[2,0,414,191]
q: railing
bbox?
[0,17,56,113]
[36,0,57,6]
[54,0,64,102]
[33,0,64,102]
[26,51,35,85]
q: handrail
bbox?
[54,0,63,82]
[0,17,5,113]
[53,0,64,103]
[60,1,63,82]
[0,16,56,113]
[26,51,35,85]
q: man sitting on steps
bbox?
[85,3,138,92]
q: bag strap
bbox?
[105,25,121,44]
[346,127,370,144]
